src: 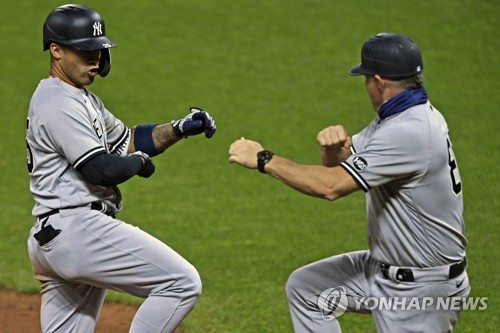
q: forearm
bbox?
[264,155,359,201]
[128,108,216,155]
[228,137,360,200]
[128,123,182,154]
[152,123,183,153]
[321,146,352,167]
[79,153,143,186]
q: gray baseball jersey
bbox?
[287,101,470,333]
[341,101,467,267]
[27,77,202,332]
[26,78,130,216]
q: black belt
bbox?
[34,203,115,246]
[380,257,467,282]
[37,202,115,220]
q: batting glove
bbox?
[130,151,155,178]
[172,107,217,138]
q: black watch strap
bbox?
[257,150,274,173]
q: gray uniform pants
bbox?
[286,250,470,333]
[27,206,201,333]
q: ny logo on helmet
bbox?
[93,22,103,36]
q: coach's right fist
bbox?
[172,107,217,138]
[316,125,352,149]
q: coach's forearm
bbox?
[264,155,359,201]
[321,146,352,167]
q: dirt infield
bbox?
[0,290,182,332]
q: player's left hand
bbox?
[172,107,217,138]
[130,151,155,178]
[228,137,263,169]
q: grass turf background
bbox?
[0,0,498,332]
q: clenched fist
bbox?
[172,107,217,138]
[316,125,351,149]
[228,137,264,169]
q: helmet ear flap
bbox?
[98,49,112,77]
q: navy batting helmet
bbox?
[349,33,423,78]
[43,4,117,77]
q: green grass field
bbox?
[1,0,498,332]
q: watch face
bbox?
[258,150,273,163]
[257,150,274,173]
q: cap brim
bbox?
[349,64,367,76]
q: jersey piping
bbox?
[108,127,130,155]
[74,146,107,170]
[340,162,370,192]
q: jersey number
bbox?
[446,136,462,195]
[26,118,34,173]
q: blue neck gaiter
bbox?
[378,87,428,119]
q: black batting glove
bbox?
[130,151,155,178]
[172,107,217,138]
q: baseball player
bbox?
[26,4,216,333]
[229,33,469,332]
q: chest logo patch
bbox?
[353,156,368,171]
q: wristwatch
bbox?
[257,150,274,173]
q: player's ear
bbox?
[49,43,63,60]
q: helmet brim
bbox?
[45,36,117,51]
[66,36,117,50]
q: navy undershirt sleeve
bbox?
[78,152,143,186]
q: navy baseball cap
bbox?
[349,33,423,78]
